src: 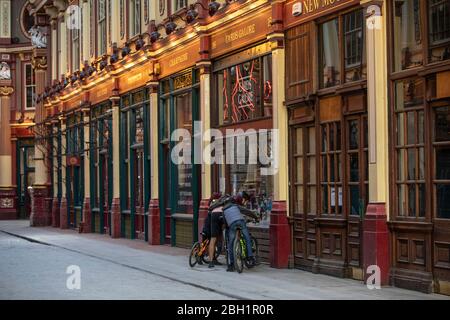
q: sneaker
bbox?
[226,265,235,272]
[212,259,222,266]
[208,262,215,268]
[247,256,256,268]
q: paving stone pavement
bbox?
[0,220,448,300]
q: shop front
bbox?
[206,4,275,261]
[119,87,151,240]
[65,110,85,230]
[90,101,113,235]
[387,0,450,294]
[284,0,367,279]
[16,138,35,219]
[159,69,200,247]
[211,43,274,261]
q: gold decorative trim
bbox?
[31,55,47,70]
[0,86,14,96]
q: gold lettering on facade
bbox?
[169,53,188,68]
[128,73,142,84]
[225,24,256,44]
[173,73,192,90]
[97,88,108,98]
[302,0,342,14]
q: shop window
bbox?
[434,105,450,219]
[320,19,340,88]
[320,122,343,215]
[91,119,99,209]
[344,10,365,81]
[216,132,274,225]
[394,78,426,218]
[120,98,130,211]
[320,10,365,88]
[393,0,423,71]
[159,69,200,221]
[129,0,141,38]
[98,0,107,56]
[214,55,272,125]
[292,126,317,216]
[347,118,368,216]
[429,0,450,62]
[24,64,35,110]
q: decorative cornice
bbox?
[0,86,14,96]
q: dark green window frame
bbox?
[159,68,201,245]
[119,88,151,240]
[90,101,113,234]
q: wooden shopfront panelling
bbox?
[210,7,272,59]
[286,22,314,103]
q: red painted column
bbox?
[363,203,390,285]
[51,197,60,227]
[80,197,91,233]
[30,186,51,226]
[59,197,68,229]
[148,199,160,245]
[110,198,121,238]
[269,201,290,268]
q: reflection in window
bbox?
[320,19,340,88]
[25,64,35,110]
[129,0,141,37]
[174,0,188,11]
[175,92,193,214]
[344,10,365,82]
[321,122,342,215]
[98,0,107,56]
[393,0,423,71]
[215,55,272,125]
[434,106,450,219]
[395,78,425,218]
[217,132,274,225]
[429,0,450,62]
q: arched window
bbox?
[21,4,34,39]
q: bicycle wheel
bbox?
[244,236,259,268]
[233,233,244,273]
[189,242,201,268]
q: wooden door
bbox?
[290,124,317,271]
[431,103,450,292]
[133,148,145,240]
[344,115,368,279]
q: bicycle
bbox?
[189,232,222,268]
[233,227,259,273]
[223,214,260,273]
